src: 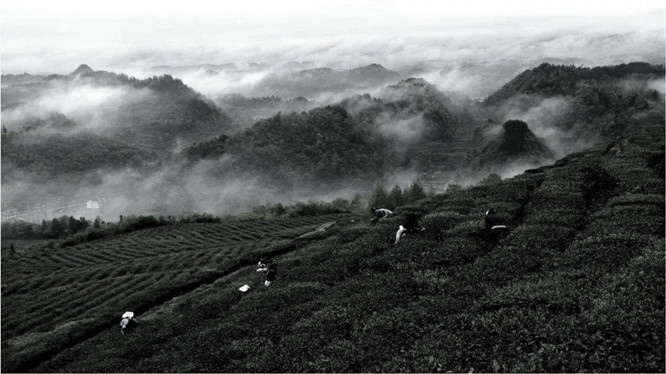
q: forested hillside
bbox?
[484,62,664,105]
[483,62,665,147]
[185,105,391,186]
[2,66,232,151]
[345,78,476,144]
[2,125,663,372]
[185,77,482,189]
[1,132,155,181]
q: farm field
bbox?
[1,126,664,372]
[1,213,355,372]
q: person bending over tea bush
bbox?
[257,258,278,286]
[370,207,393,223]
[484,208,509,240]
[257,257,271,272]
[395,212,426,244]
[120,311,139,334]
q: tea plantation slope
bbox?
[0,214,350,372]
[17,128,666,372]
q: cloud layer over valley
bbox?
[1,0,664,221]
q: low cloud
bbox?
[4,13,663,100]
[3,80,154,136]
[375,113,426,144]
[142,66,273,97]
[648,78,665,93]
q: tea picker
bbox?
[240,258,279,292]
[257,259,278,286]
[370,207,393,222]
[395,225,408,244]
[257,257,271,271]
[120,311,139,334]
[394,212,426,244]
[484,208,509,240]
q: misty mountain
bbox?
[216,94,317,133]
[483,62,665,154]
[468,119,555,170]
[69,64,94,77]
[187,78,482,188]
[1,65,232,151]
[251,64,401,99]
[1,131,155,181]
[339,78,481,173]
[185,105,391,187]
[484,62,664,105]
[2,62,662,220]
[342,78,476,143]
[1,112,77,133]
[1,73,49,87]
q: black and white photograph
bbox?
[1,0,664,372]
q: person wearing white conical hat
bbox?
[120,311,138,334]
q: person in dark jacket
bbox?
[395,212,426,244]
[264,263,277,286]
[404,212,426,232]
[484,208,509,240]
[484,209,505,231]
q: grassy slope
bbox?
[2,127,664,373]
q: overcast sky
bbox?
[1,0,664,74]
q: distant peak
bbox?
[357,63,385,70]
[70,64,94,76]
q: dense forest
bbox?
[343,78,475,143]
[484,62,664,104]
[185,105,390,186]
[484,62,665,147]
[1,132,155,180]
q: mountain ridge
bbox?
[483,62,664,105]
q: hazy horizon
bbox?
[2,0,664,75]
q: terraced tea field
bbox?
[1,213,354,371]
[1,126,664,372]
